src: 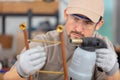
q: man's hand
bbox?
[96,48,119,75]
[16,46,47,78]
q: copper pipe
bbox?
[19,23,32,80]
[57,25,68,80]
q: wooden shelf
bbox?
[0,1,58,14]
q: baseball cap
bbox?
[66,0,104,23]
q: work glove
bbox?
[16,46,47,78]
[96,47,119,75]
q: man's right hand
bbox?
[16,46,47,78]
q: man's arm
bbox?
[106,70,120,80]
[3,66,26,80]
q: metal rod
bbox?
[2,15,6,34]
[38,70,64,74]
[28,9,32,39]
[28,39,61,44]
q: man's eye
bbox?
[84,21,94,25]
[73,17,79,22]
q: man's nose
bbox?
[74,22,84,31]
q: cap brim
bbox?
[66,7,100,23]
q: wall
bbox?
[98,0,114,42]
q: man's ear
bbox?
[64,9,67,21]
[95,19,104,30]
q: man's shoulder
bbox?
[94,32,109,40]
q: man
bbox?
[4,0,120,80]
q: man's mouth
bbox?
[69,31,84,39]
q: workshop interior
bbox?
[0,0,120,79]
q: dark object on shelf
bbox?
[43,0,55,2]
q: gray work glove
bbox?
[96,48,119,75]
[16,46,47,78]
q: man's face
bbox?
[65,14,99,39]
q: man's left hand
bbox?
[96,48,119,75]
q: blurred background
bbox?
[0,0,119,78]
